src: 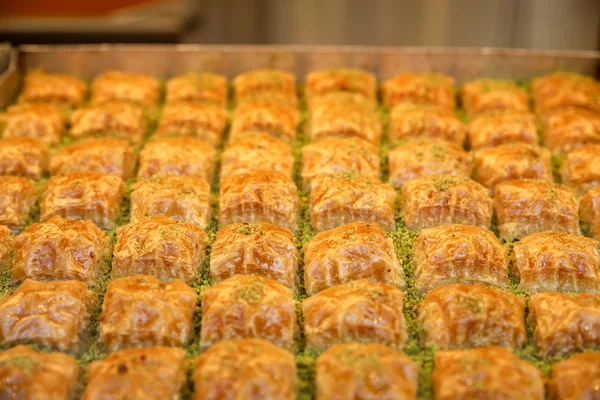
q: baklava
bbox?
[305,68,377,101]
[165,72,227,107]
[559,143,600,195]
[154,102,227,147]
[90,70,161,108]
[0,103,67,145]
[0,176,37,230]
[0,137,49,180]
[532,72,600,115]
[467,110,538,150]
[388,103,465,146]
[381,73,456,109]
[460,78,529,117]
[17,70,87,108]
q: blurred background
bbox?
[0,0,599,50]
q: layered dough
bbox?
[559,144,600,195]
[550,352,600,400]
[467,110,538,150]
[532,72,600,115]
[165,72,227,107]
[305,68,377,102]
[50,138,136,179]
[494,179,580,241]
[220,170,298,231]
[0,103,66,145]
[388,139,471,189]
[581,186,600,240]
[130,175,211,228]
[99,275,197,350]
[200,274,296,350]
[302,279,406,351]
[419,284,526,349]
[400,175,492,231]
[13,215,112,284]
[310,173,395,232]
[112,216,207,283]
[307,91,376,113]
[222,133,294,178]
[309,103,382,144]
[316,342,418,400]
[0,226,12,270]
[513,231,600,293]
[0,345,79,400]
[83,346,187,400]
[433,347,544,400]
[303,222,403,295]
[472,143,552,193]
[0,279,94,352]
[40,172,126,230]
[17,70,87,108]
[460,78,529,117]
[230,103,299,144]
[90,70,161,108]
[138,137,216,181]
[154,102,227,146]
[70,101,148,144]
[388,103,465,146]
[381,73,456,109]
[528,292,600,356]
[193,339,297,400]
[0,176,37,230]
[233,69,297,105]
[302,137,380,189]
[413,224,509,293]
[210,222,297,289]
[541,106,600,152]
[0,137,49,180]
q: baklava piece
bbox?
[83,347,187,400]
[388,103,465,146]
[381,73,456,109]
[200,274,296,350]
[309,104,382,145]
[210,223,297,289]
[0,345,79,400]
[0,137,49,180]
[473,143,552,193]
[581,186,600,240]
[0,103,66,145]
[130,175,211,228]
[154,102,227,146]
[165,72,227,107]
[99,275,196,351]
[219,170,298,231]
[0,226,12,270]
[112,216,207,283]
[236,91,298,108]
[528,292,600,356]
[550,352,600,400]
[494,179,579,241]
[467,110,538,150]
[433,347,544,400]
[413,224,508,293]
[0,176,37,230]
[305,68,377,102]
[233,69,296,105]
[419,284,526,349]
[230,103,299,144]
[302,280,405,351]
[303,222,403,295]
[316,342,418,400]
[17,70,87,108]
[138,137,216,181]
[559,144,600,195]
[221,133,294,179]
[90,70,161,108]
[13,216,111,284]
[40,172,125,230]
[302,136,380,189]
[541,106,600,152]
[193,339,297,400]
[400,175,492,231]
[460,78,529,117]
[0,279,93,352]
[532,72,600,115]
[50,138,136,179]
[310,172,395,232]
[388,139,471,189]
[513,231,600,294]
[308,91,377,113]
[70,101,148,144]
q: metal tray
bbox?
[2,44,600,109]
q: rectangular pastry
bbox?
[0,137,49,180]
[0,103,67,145]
